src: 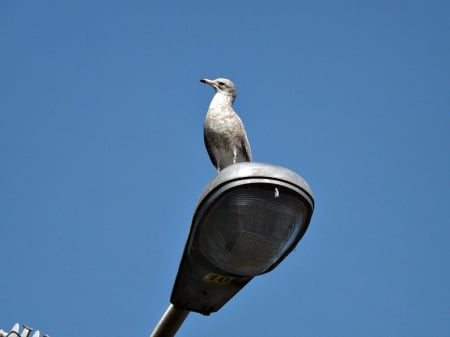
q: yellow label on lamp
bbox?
[203,273,234,285]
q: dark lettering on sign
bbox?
[203,272,234,285]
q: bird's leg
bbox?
[232,149,237,164]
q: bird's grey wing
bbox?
[204,131,219,169]
[241,132,252,162]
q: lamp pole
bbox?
[150,305,189,337]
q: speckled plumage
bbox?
[201,78,252,171]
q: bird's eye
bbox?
[218,81,225,87]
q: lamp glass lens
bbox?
[194,185,307,276]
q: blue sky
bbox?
[1,1,449,336]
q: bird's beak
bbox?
[200,78,215,86]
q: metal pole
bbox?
[150,304,190,337]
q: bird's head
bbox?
[200,78,237,103]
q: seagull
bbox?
[200,78,252,171]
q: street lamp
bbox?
[150,162,314,337]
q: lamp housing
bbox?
[170,162,314,315]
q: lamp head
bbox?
[171,162,314,314]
